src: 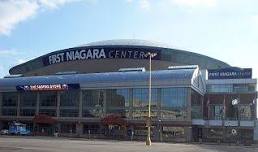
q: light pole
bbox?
[146,52,157,146]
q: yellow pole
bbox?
[146,52,152,146]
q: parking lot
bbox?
[0,136,258,152]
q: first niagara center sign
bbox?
[208,67,252,79]
[42,47,161,66]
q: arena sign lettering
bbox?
[208,68,252,79]
[42,47,160,66]
[16,84,80,91]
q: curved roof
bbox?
[9,39,230,76]
[80,39,170,48]
[1,69,196,90]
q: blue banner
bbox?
[208,67,252,79]
[16,84,80,91]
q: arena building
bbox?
[0,39,257,143]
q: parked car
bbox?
[9,122,31,135]
[0,129,9,135]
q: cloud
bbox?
[126,0,217,10]
[126,0,133,3]
[0,0,38,35]
[172,0,217,8]
[249,15,258,32]
[252,15,258,25]
[0,0,79,36]
[126,0,151,10]
[139,0,151,10]
[0,49,27,63]
[0,49,29,77]
[17,59,27,64]
[0,49,19,56]
[0,65,6,78]
[0,65,4,73]
[38,0,80,9]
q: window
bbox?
[40,92,57,107]
[60,90,79,117]
[2,92,18,116]
[207,84,233,93]
[207,84,256,93]
[39,92,57,117]
[191,90,203,119]
[106,89,130,117]
[60,90,79,107]
[161,88,188,120]
[238,105,251,120]
[60,109,78,117]
[2,108,16,116]
[20,92,37,107]
[132,88,158,119]
[162,127,185,142]
[209,105,224,120]
[82,90,104,117]
[39,109,56,117]
[192,106,202,119]
[60,123,76,133]
[133,88,149,108]
[207,128,223,139]
[20,108,35,116]
[2,92,18,106]
[233,84,256,93]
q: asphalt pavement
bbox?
[0,136,257,152]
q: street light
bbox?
[146,52,157,146]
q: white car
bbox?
[0,129,9,135]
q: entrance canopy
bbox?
[33,114,57,124]
[101,114,127,126]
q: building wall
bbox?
[254,121,258,141]
[9,40,230,76]
[21,59,178,76]
[0,87,199,141]
[199,79,257,143]
[0,87,192,119]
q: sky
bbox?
[0,0,258,79]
